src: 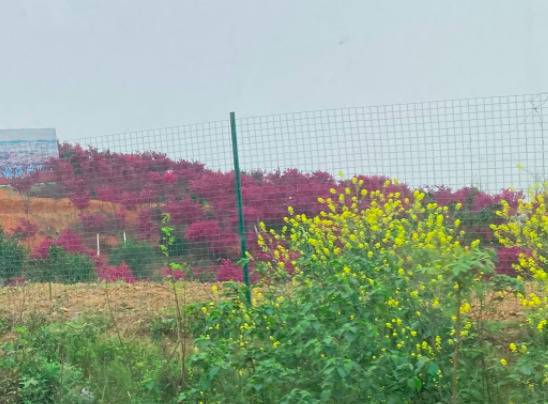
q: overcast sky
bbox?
[0,0,547,142]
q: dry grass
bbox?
[0,281,216,335]
[472,291,524,322]
[0,279,528,328]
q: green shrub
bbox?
[109,239,157,279]
[181,180,547,403]
[36,246,95,283]
[0,326,84,403]
[0,368,19,404]
[160,230,187,257]
[149,311,179,340]
[0,228,26,283]
[0,316,182,403]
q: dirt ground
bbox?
[473,290,524,322]
[0,280,527,329]
[0,188,142,250]
[0,281,216,335]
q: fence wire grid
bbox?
[0,91,546,295]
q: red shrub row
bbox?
[3,144,530,282]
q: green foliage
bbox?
[0,316,182,403]
[37,246,95,283]
[160,230,187,257]
[160,213,192,278]
[0,317,9,335]
[109,239,157,279]
[0,227,26,283]
[184,256,547,403]
[183,256,465,402]
[181,183,547,403]
[149,311,179,340]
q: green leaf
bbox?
[407,377,422,391]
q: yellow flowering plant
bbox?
[491,186,547,309]
[183,178,546,403]
[489,184,548,397]
[491,187,547,324]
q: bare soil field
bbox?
[0,281,216,335]
[0,280,526,329]
[0,188,142,250]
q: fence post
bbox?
[229,112,251,305]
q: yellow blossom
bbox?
[459,302,472,314]
[537,319,546,332]
[387,298,399,307]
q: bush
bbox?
[10,218,38,239]
[35,246,95,283]
[79,212,111,233]
[0,228,26,283]
[159,230,187,257]
[97,262,136,283]
[0,316,181,403]
[182,179,547,403]
[33,229,89,259]
[164,198,203,225]
[108,239,157,279]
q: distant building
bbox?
[0,128,58,177]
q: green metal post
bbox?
[230,112,251,305]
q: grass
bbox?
[0,280,528,334]
[0,281,215,337]
[0,280,541,403]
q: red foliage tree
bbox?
[164,198,203,225]
[33,229,90,259]
[11,219,38,239]
[97,261,136,283]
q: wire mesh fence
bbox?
[237,93,547,191]
[0,92,546,299]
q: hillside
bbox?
[0,143,527,282]
[0,187,140,251]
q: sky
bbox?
[1,0,547,141]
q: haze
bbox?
[0,0,547,141]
